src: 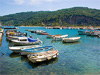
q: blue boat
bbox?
[21,45,54,55]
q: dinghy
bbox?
[9,45,41,53]
[27,50,59,63]
[52,34,68,41]
[11,37,42,45]
[62,37,81,43]
[21,45,54,55]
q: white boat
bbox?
[62,37,81,43]
[7,35,24,41]
[11,37,42,45]
[27,50,59,63]
[52,34,68,41]
[9,45,41,53]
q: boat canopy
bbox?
[27,38,37,42]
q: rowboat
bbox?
[9,45,41,53]
[62,37,81,43]
[11,37,42,45]
[21,45,54,55]
[47,34,61,38]
[27,50,59,63]
[52,34,68,41]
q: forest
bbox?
[0,7,100,26]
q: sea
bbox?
[0,27,100,75]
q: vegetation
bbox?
[0,7,100,26]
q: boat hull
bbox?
[78,31,86,35]
[27,50,59,63]
[9,45,41,53]
[62,37,81,43]
[21,46,54,55]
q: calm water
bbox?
[0,27,100,75]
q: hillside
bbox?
[0,7,100,26]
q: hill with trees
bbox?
[0,7,100,26]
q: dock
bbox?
[0,29,4,41]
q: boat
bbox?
[21,45,54,55]
[9,45,41,53]
[36,30,46,34]
[27,50,59,63]
[6,30,27,37]
[40,32,49,35]
[86,29,99,36]
[47,34,61,38]
[7,35,24,41]
[52,34,68,41]
[78,30,89,35]
[62,37,81,43]
[90,30,100,36]
[11,37,42,45]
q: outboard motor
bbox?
[30,35,33,38]
[24,33,27,36]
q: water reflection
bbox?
[9,52,21,58]
[21,56,29,62]
[63,41,80,45]
[51,40,62,43]
[28,57,59,69]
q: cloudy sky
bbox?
[0,0,100,16]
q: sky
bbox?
[0,0,100,16]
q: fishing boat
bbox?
[6,30,27,37]
[27,50,59,63]
[40,32,49,35]
[9,45,41,53]
[47,34,61,38]
[21,45,54,55]
[52,34,68,41]
[62,37,81,43]
[11,37,42,45]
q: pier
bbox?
[0,29,4,41]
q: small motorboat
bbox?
[27,50,59,63]
[21,45,54,55]
[47,34,61,38]
[9,45,41,53]
[52,34,68,41]
[36,30,46,35]
[11,37,42,45]
[62,37,81,43]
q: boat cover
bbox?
[28,38,37,42]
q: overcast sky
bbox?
[0,0,100,16]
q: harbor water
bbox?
[0,27,100,75]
